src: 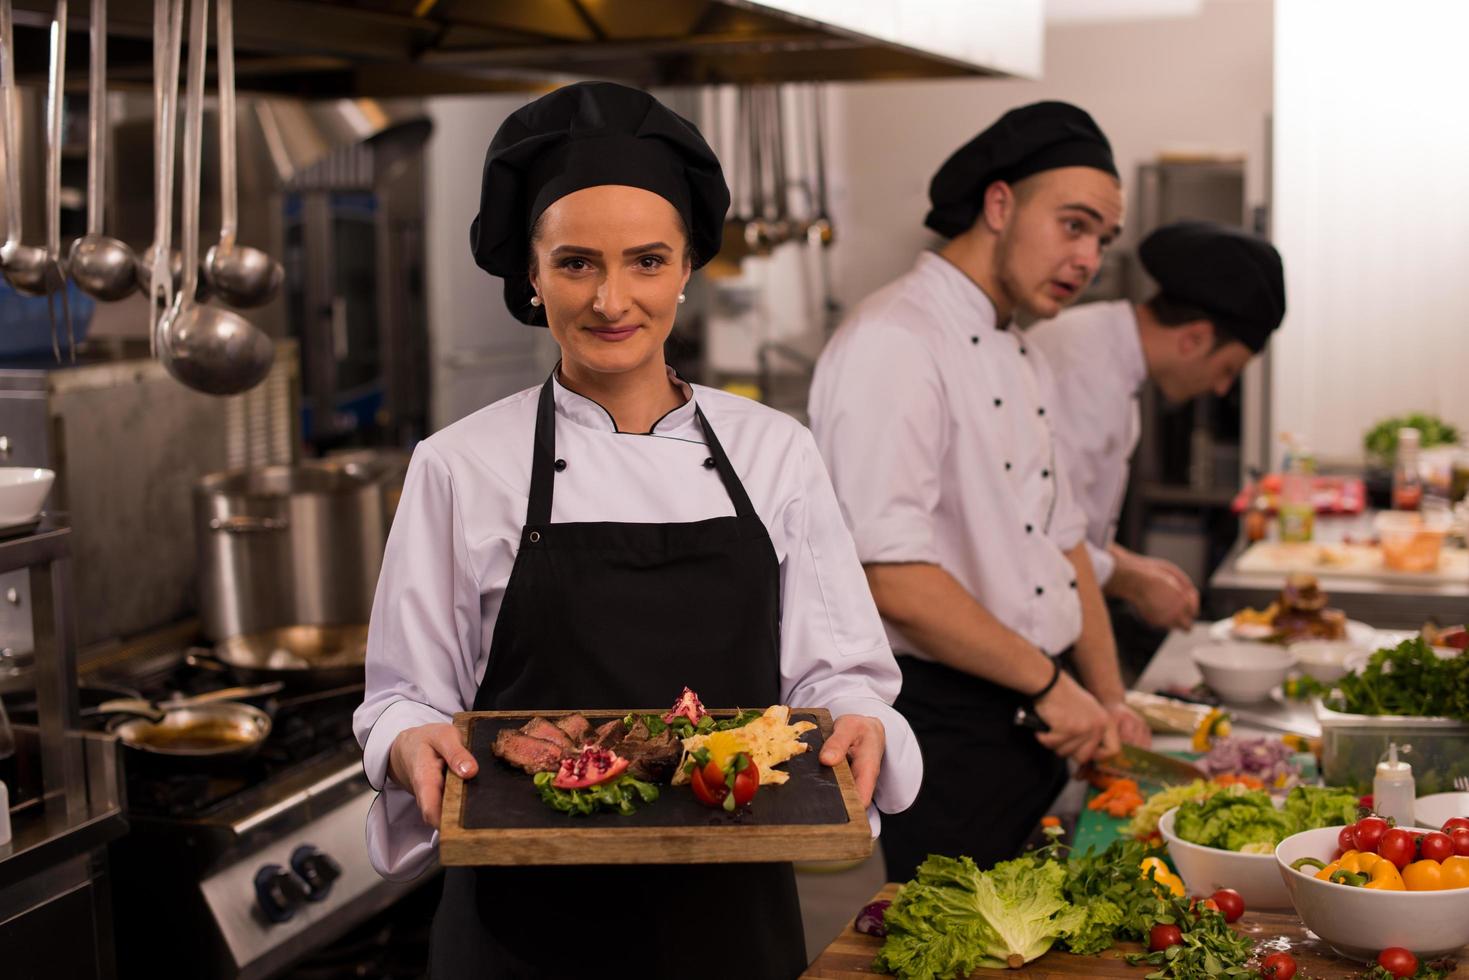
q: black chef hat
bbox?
[470,82,730,325]
[1139,220,1286,353]
[925,101,1118,239]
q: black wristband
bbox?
[1030,656,1062,703]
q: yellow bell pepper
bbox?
[1311,851,1405,889]
[1192,709,1231,752]
[1140,857,1185,897]
[1403,859,1445,892]
[1440,856,1469,890]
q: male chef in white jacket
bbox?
[809,102,1151,881]
[1027,221,1286,633]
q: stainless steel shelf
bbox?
[0,523,70,577]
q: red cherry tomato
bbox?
[1210,888,1245,923]
[1420,831,1455,863]
[1379,828,1417,870]
[1451,827,1469,857]
[1260,951,1297,980]
[1442,816,1469,835]
[689,764,727,807]
[1376,946,1419,978]
[731,753,760,807]
[1352,816,1389,854]
[1149,923,1183,952]
[1338,825,1358,852]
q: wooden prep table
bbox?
[804,884,1467,978]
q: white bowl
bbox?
[1276,826,1469,960]
[0,468,53,526]
[1190,642,1295,703]
[1159,807,1293,911]
[1289,639,1365,684]
[1416,792,1469,830]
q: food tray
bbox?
[1314,698,1469,795]
[439,707,872,866]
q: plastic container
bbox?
[1315,698,1469,795]
[1373,743,1416,828]
[1375,510,1448,572]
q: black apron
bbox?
[430,376,807,980]
[878,655,1068,883]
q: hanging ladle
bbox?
[0,0,57,301]
[68,0,137,301]
[156,0,272,395]
[202,0,280,307]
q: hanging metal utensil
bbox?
[202,0,282,308]
[156,0,274,396]
[138,0,182,350]
[0,0,51,296]
[808,84,835,250]
[68,0,138,302]
[41,0,72,361]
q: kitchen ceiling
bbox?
[9,0,1040,98]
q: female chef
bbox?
[352,82,921,978]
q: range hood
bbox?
[10,0,1042,97]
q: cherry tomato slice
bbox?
[731,753,760,807]
[690,764,727,807]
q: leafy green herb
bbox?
[531,771,659,816]
[1124,898,1255,979]
[1358,957,1459,980]
[1281,674,1329,702]
[1331,637,1469,722]
[873,853,1084,978]
[1364,413,1460,460]
[622,708,763,741]
[1055,839,1169,954]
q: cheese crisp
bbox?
[673,705,817,786]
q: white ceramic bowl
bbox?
[1289,639,1365,684]
[1190,641,1295,704]
[1276,826,1469,960]
[0,468,53,526]
[1415,792,1469,830]
[1159,807,1293,911]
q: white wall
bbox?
[822,0,1274,316]
[1272,0,1469,462]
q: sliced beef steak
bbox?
[591,718,628,749]
[491,730,566,774]
[554,713,593,745]
[518,716,577,753]
[616,727,683,783]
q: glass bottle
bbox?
[1278,448,1316,543]
[1392,427,1423,511]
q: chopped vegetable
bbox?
[1198,737,1304,790]
[1192,709,1232,752]
[1174,786,1358,852]
[1090,778,1146,818]
[854,900,890,938]
[1125,781,1233,841]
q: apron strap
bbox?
[526,372,758,525]
[526,376,558,527]
[695,406,757,520]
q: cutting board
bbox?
[803,884,1468,978]
[1235,541,1469,584]
[439,707,872,866]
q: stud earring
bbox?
[677,293,686,304]
[530,295,542,308]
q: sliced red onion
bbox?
[855,899,891,937]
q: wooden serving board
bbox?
[440,707,872,867]
[803,884,1469,979]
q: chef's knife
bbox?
[1013,705,1208,785]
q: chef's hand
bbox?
[1106,701,1152,749]
[388,723,479,830]
[1033,672,1119,765]
[820,714,885,808]
[1115,552,1199,631]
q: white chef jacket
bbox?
[1025,300,1147,586]
[808,251,1089,660]
[353,369,921,881]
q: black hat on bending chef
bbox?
[1139,220,1286,353]
[925,101,1118,239]
[470,82,730,326]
